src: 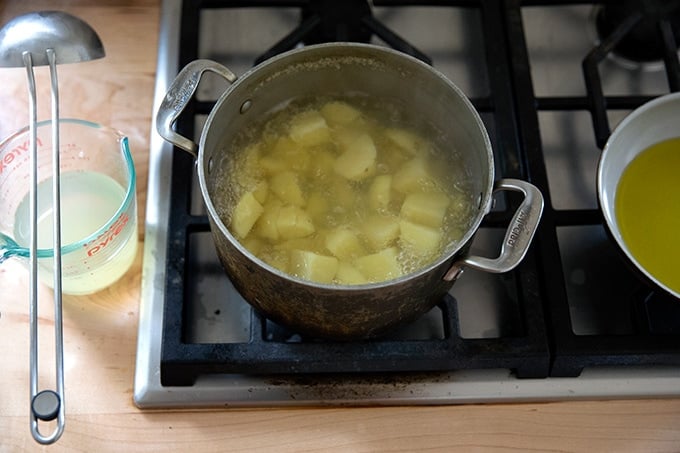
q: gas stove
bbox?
[134,0,680,408]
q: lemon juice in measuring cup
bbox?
[0,119,138,295]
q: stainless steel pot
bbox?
[157,43,543,339]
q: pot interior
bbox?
[200,43,494,277]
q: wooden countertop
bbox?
[1,2,680,451]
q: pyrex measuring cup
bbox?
[0,118,138,295]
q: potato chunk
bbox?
[275,236,325,254]
[325,228,365,260]
[305,191,329,221]
[241,236,265,255]
[335,262,368,285]
[277,206,316,239]
[385,128,421,155]
[400,192,450,228]
[333,125,363,149]
[289,110,331,146]
[262,249,289,273]
[333,133,377,181]
[393,158,435,193]
[308,149,336,179]
[258,154,288,175]
[270,171,305,207]
[361,215,400,251]
[270,137,311,172]
[354,247,403,282]
[320,101,362,125]
[290,250,338,284]
[304,191,329,223]
[231,192,264,238]
[368,175,392,211]
[399,220,442,256]
[252,180,269,204]
[255,199,282,240]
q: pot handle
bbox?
[444,178,544,281]
[156,59,238,159]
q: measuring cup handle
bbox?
[444,178,544,281]
[156,59,237,159]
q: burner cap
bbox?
[595,1,680,63]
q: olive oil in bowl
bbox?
[615,137,680,294]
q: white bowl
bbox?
[597,92,680,299]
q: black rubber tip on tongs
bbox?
[31,389,61,421]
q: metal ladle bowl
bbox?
[0,10,104,445]
[0,11,104,66]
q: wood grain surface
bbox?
[1,1,680,452]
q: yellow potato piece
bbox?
[271,137,311,172]
[290,250,339,284]
[262,249,289,273]
[258,154,288,175]
[270,171,305,207]
[305,191,330,223]
[384,128,421,155]
[335,262,368,285]
[354,247,403,282]
[231,192,264,238]
[361,215,400,251]
[254,199,282,240]
[252,180,268,204]
[333,133,377,181]
[393,158,435,193]
[400,192,450,228]
[307,148,336,179]
[289,110,331,146]
[241,235,265,255]
[368,174,392,211]
[399,220,442,256]
[320,101,362,125]
[274,235,325,254]
[333,125,364,149]
[277,206,315,239]
[325,228,365,260]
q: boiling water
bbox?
[224,95,474,285]
[13,170,137,294]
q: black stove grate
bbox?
[159,0,680,386]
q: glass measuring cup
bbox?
[0,118,138,295]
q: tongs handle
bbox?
[24,49,65,445]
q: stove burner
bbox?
[595,1,680,64]
[255,0,431,65]
[301,0,373,44]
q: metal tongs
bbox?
[0,11,104,444]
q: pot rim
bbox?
[196,42,496,290]
[597,91,680,299]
